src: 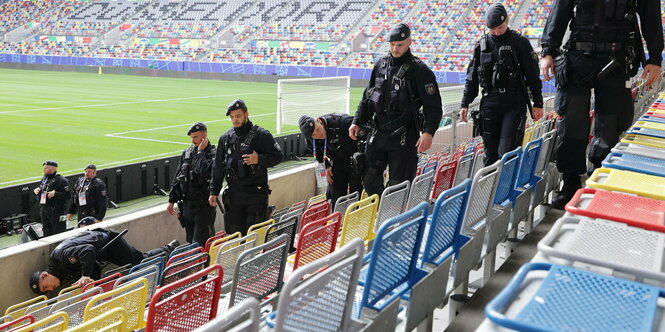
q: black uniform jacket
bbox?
[353,49,443,136]
[209,120,283,196]
[68,176,107,220]
[461,29,543,109]
[45,229,112,280]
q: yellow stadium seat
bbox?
[247,219,276,246]
[14,312,68,332]
[5,295,47,320]
[66,308,127,332]
[83,278,148,330]
[339,194,379,247]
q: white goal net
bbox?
[276,76,351,134]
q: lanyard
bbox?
[312,137,327,162]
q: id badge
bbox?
[314,162,328,188]
[40,192,47,204]
[78,192,87,206]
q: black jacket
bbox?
[37,172,70,208]
[169,143,216,203]
[462,29,543,109]
[210,120,282,195]
[309,114,359,172]
[68,176,107,220]
[354,49,443,135]
[541,0,663,66]
[45,229,113,280]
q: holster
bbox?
[554,53,570,88]
[176,201,185,228]
[471,109,481,137]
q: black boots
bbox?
[552,174,581,210]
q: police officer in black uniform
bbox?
[299,114,364,205]
[33,160,70,236]
[349,23,443,196]
[460,3,544,166]
[540,0,662,208]
[66,164,107,224]
[29,228,179,294]
[167,122,217,247]
[209,100,283,235]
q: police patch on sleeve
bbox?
[531,51,539,62]
[101,190,106,197]
[425,83,436,95]
[274,142,282,152]
[68,257,78,264]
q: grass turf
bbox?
[0,68,364,186]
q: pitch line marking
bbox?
[0,92,272,115]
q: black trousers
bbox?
[182,201,216,247]
[554,51,633,174]
[363,129,418,196]
[93,231,167,278]
[76,208,96,222]
[40,205,66,236]
[327,165,363,208]
[223,190,269,236]
[479,93,526,166]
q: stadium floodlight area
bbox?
[276,76,350,134]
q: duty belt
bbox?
[572,42,623,52]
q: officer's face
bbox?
[84,168,96,180]
[38,272,60,293]
[189,130,207,146]
[311,119,326,139]
[390,38,412,58]
[229,109,249,128]
[42,165,56,176]
[489,20,509,36]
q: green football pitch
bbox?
[0,68,364,186]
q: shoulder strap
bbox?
[243,125,258,145]
[395,62,411,81]
[480,34,488,52]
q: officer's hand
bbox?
[326,167,334,184]
[66,214,73,221]
[532,107,544,121]
[348,124,360,140]
[460,108,469,122]
[166,202,175,215]
[540,55,555,81]
[242,151,259,165]
[47,190,56,198]
[73,276,92,288]
[33,188,40,195]
[208,195,218,207]
[198,137,209,151]
[642,64,661,89]
[416,133,433,153]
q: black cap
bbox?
[78,216,96,227]
[226,99,247,116]
[85,164,96,170]
[299,115,315,138]
[486,3,508,28]
[388,23,410,42]
[30,271,46,295]
[43,160,58,167]
[187,122,207,135]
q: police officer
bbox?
[540,0,662,208]
[209,100,283,235]
[33,161,70,236]
[460,3,544,166]
[167,122,217,247]
[29,228,179,294]
[66,164,107,224]
[349,23,443,196]
[299,114,364,205]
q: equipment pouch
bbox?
[554,54,569,88]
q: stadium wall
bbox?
[0,162,318,313]
[0,53,557,92]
